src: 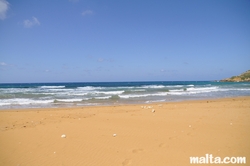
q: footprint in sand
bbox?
[168,136,177,140]
[159,143,166,148]
[187,132,192,136]
[132,148,144,153]
[122,158,132,166]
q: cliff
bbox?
[220,70,250,82]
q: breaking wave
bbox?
[1,81,250,109]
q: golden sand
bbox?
[0,97,250,166]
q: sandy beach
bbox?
[0,97,249,166]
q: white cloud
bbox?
[0,62,8,71]
[160,69,178,73]
[23,17,40,28]
[0,62,7,66]
[97,58,104,62]
[0,0,9,20]
[82,10,93,16]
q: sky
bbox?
[0,0,250,83]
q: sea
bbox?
[0,81,250,109]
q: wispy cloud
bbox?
[0,62,7,66]
[97,57,113,63]
[23,17,40,28]
[97,58,104,62]
[0,62,9,71]
[0,0,9,20]
[160,69,178,73]
[160,69,166,72]
[86,55,113,63]
[44,69,50,72]
[81,10,93,16]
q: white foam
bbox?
[187,87,218,92]
[141,85,165,89]
[77,86,102,91]
[119,92,168,99]
[133,89,146,92]
[40,86,65,89]
[168,87,220,95]
[167,91,186,95]
[94,91,124,95]
[0,98,54,106]
[166,85,183,88]
[43,88,71,92]
[169,89,184,92]
[224,88,250,91]
[119,94,150,99]
[1,88,36,93]
[72,93,89,96]
[56,98,83,102]
[94,96,111,100]
[40,92,57,95]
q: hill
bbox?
[220,70,250,82]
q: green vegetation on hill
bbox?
[220,70,250,82]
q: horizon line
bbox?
[0,80,219,84]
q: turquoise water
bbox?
[0,81,250,109]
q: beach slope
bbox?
[0,97,250,166]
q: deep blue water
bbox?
[0,81,250,109]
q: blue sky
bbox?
[0,0,250,83]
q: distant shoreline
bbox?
[1,96,249,111]
[220,70,250,82]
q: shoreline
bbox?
[1,81,250,111]
[0,96,249,111]
[0,96,249,166]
